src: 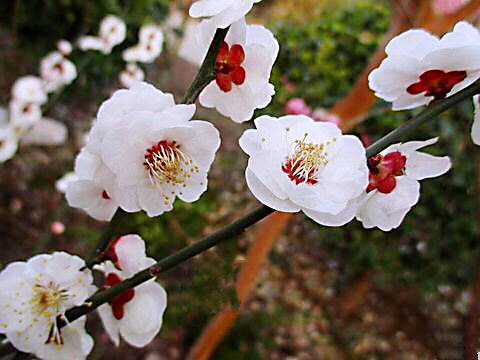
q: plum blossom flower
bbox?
[119,64,145,88]
[198,18,279,123]
[95,235,167,347]
[94,82,220,217]
[11,76,47,105]
[189,0,262,29]
[286,98,312,116]
[239,114,369,226]
[0,252,95,360]
[78,15,126,54]
[40,51,77,93]
[356,138,451,231]
[21,117,68,146]
[368,21,480,110]
[122,25,164,64]
[9,100,42,133]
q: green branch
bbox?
[366,79,480,157]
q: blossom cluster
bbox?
[0,235,166,360]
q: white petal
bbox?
[472,95,480,145]
[238,128,262,156]
[405,152,451,180]
[65,180,102,209]
[303,198,358,226]
[97,303,120,346]
[21,117,67,145]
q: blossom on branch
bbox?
[239,114,369,226]
[189,0,262,29]
[0,252,96,360]
[198,18,279,123]
[122,25,164,64]
[368,21,480,110]
[95,234,167,348]
[78,15,126,54]
[119,63,145,88]
[356,138,451,231]
[40,51,77,93]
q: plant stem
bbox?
[366,79,480,157]
[64,205,274,324]
[182,27,229,104]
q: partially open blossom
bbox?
[11,76,47,105]
[286,98,312,116]
[89,82,221,217]
[95,235,167,348]
[368,21,480,110]
[189,0,262,29]
[40,51,77,93]
[356,138,451,231]
[0,252,95,359]
[57,40,73,56]
[472,95,480,145]
[239,114,369,226]
[119,64,145,88]
[199,18,279,123]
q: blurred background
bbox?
[0,0,480,359]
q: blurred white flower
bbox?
[21,117,68,146]
[161,5,184,48]
[78,15,126,54]
[0,252,95,359]
[57,39,73,56]
[189,0,262,29]
[40,51,77,93]
[9,100,42,133]
[95,234,167,348]
[198,18,279,122]
[369,21,480,110]
[177,19,205,66]
[11,76,47,105]
[472,95,480,145]
[122,25,164,63]
[0,124,18,162]
[356,138,451,231]
[239,114,369,226]
[97,83,221,217]
[119,64,145,88]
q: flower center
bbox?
[144,140,198,186]
[30,281,69,345]
[105,273,135,320]
[282,135,332,185]
[406,69,467,99]
[214,41,246,92]
[366,151,406,194]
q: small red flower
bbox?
[214,41,246,92]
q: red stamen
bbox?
[102,190,111,200]
[406,69,467,99]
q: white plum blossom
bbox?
[369,21,480,110]
[9,100,42,133]
[0,252,96,360]
[356,138,451,231]
[21,117,68,146]
[472,95,480,145]
[122,25,164,63]
[119,63,145,88]
[66,148,119,221]
[0,124,18,162]
[11,76,48,105]
[198,18,279,123]
[95,234,167,348]
[89,82,220,217]
[78,15,126,54]
[40,51,77,93]
[189,0,262,29]
[57,39,73,56]
[239,114,369,226]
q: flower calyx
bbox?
[214,41,246,92]
[406,69,467,99]
[367,151,406,193]
[104,272,135,320]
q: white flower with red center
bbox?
[78,15,126,54]
[40,51,77,93]
[368,21,480,110]
[95,235,167,348]
[95,82,220,217]
[122,25,164,64]
[239,114,369,226]
[11,76,48,105]
[119,63,145,88]
[356,138,451,231]
[472,95,480,145]
[189,0,262,29]
[198,18,279,123]
[0,252,95,359]
[66,148,119,221]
